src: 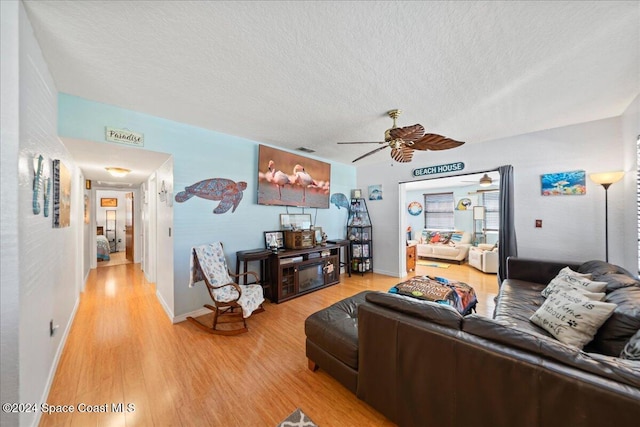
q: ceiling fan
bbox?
[462,173,494,187]
[337,109,465,163]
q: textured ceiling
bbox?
[24,1,639,170]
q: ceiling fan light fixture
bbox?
[105,167,131,177]
[479,173,492,187]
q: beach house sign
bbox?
[412,162,465,177]
[105,127,144,147]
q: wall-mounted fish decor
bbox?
[330,193,349,210]
[32,154,43,214]
[175,178,247,214]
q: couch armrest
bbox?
[506,257,581,284]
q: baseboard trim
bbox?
[173,307,210,324]
[34,296,80,427]
[155,289,174,322]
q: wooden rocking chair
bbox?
[187,242,265,335]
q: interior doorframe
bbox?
[398,168,501,276]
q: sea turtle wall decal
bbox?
[175,178,247,214]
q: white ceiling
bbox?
[23,1,639,176]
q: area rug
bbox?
[416,260,451,268]
[277,408,318,427]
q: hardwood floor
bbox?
[40,261,498,426]
[97,251,132,268]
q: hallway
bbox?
[41,262,497,426]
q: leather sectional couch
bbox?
[305,257,640,427]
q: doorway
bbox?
[96,189,134,268]
[400,170,501,275]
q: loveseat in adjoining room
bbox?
[305,257,640,427]
[410,230,473,264]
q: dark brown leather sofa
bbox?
[306,257,640,427]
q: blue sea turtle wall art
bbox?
[330,193,349,210]
[175,178,247,214]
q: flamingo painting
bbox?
[257,145,331,208]
[267,160,291,200]
[291,164,318,203]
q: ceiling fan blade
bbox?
[412,133,465,151]
[351,145,389,163]
[389,124,425,142]
[337,141,386,145]
[390,147,414,163]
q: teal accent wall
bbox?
[58,93,356,316]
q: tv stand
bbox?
[270,244,341,303]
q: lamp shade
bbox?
[589,171,624,185]
[473,206,485,220]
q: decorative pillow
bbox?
[620,329,640,360]
[540,278,606,301]
[530,288,617,349]
[558,266,592,280]
[430,233,441,243]
[541,274,607,298]
[439,232,453,244]
[542,280,606,301]
[450,232,463,243]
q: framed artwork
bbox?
[368,184,382,200]
[101,198,118,207]
[257,144,331,208]
[85,179,92,190]
[52,159,71,228]
[312,226,323,244]
[280,213,312,230]
[541,170,586,196]
[407,201,423,216]
[84,195,90,224]
[264,230,284,250]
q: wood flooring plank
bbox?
[40,260,498,426]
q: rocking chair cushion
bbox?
[193,242,265,318]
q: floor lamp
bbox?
[589,171,624,262]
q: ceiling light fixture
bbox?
[105,167,131,177]
[479,173,493,187]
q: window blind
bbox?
[482,191,500,231]
[424,192,454,230]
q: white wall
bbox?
[1,2,21,426]
[357,115,632,276]
[15,4,81,426]
[155,158,175,319]
[621,95,639,273]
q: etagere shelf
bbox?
[347,198,373,275]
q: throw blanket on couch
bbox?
[389,275,477,315]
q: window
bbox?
[482,191,500,231]
[423,192,454,230]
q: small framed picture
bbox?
[312,226,323,244]
[280,213,312,230]
[362,244,370,258]
[264,230,285,250]
[100,197,117,207]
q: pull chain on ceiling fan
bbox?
[337,109,466,163]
